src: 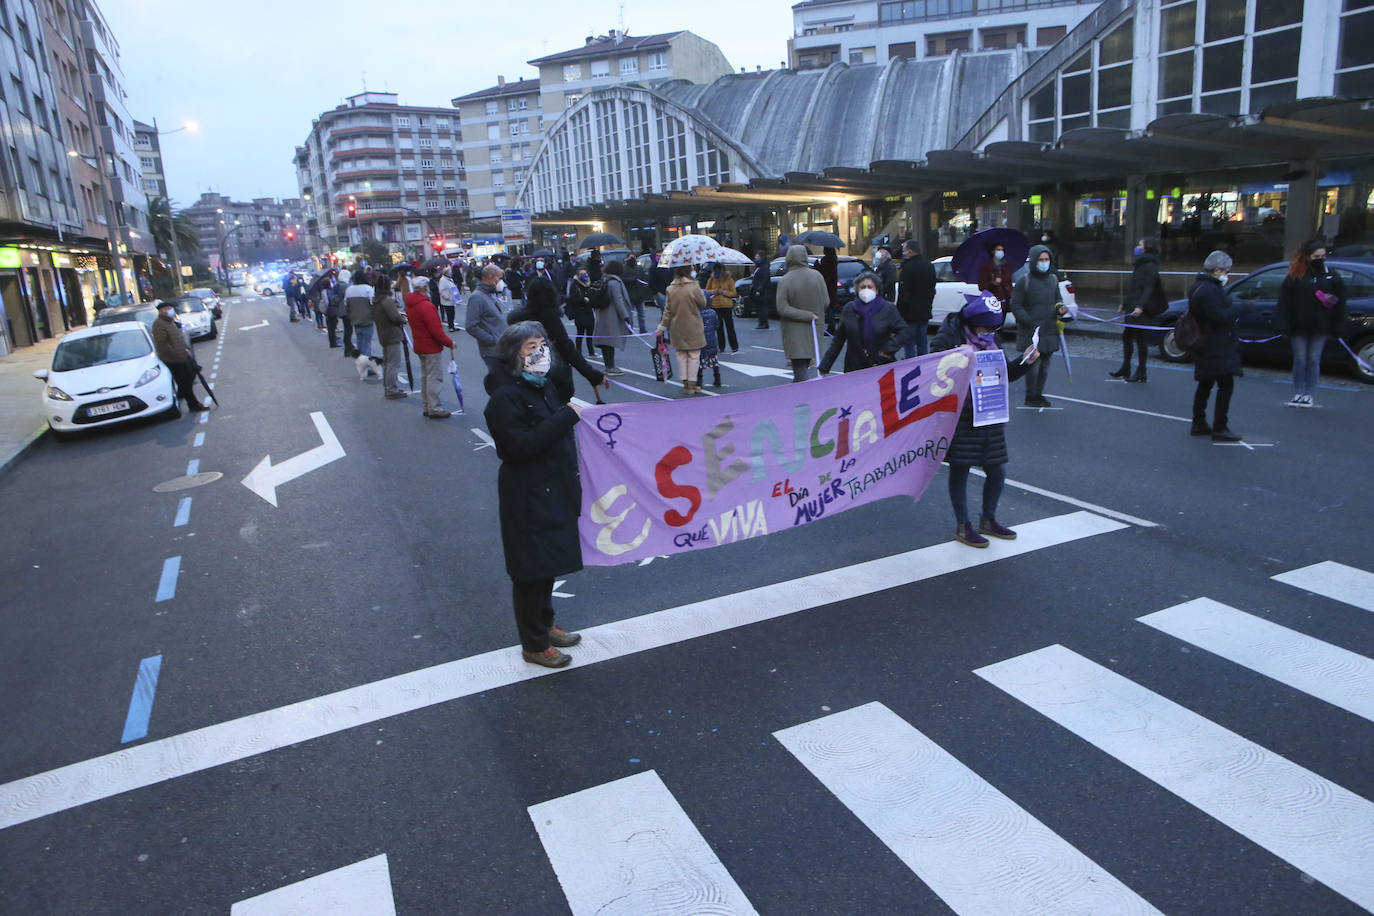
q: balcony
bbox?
[327,125,394,139]
[331,147,396,161]
[332,168,399,181]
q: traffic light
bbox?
[431,237,444,253]
[284,229,296,241]
[346,199,357,219]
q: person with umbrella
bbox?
[704,262,740,353]
[978,241,1015,308]
[586,249,604,283]
[775,244,829,382]
[656,264,708,394]
[1010,244,1068,408]
[404,273,455,418]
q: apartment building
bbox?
[294,92,467,257]
[788,0,1099,68]
[450,77,541,228]
[132,120,166,200]
[184,192,306,269]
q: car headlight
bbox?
[135,364,162,387]
[45,385,73,401]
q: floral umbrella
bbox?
[659,234,753,268]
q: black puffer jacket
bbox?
[1187,273,1246,380]
[818,299,907,373]
[482,372,583,581]
[1276,266,1346,336]
[1123,253,1167,325]
[930,313,1031,467]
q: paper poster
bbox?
[970,349,1010,427]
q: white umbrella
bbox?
[659,234,753,268]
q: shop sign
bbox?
[51,252,72,268]
[0,247,20,269]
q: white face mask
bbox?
[857,288,877,303]
[993,250,1004,261]
[495,279,507,293]
[690,270,697,280]
[523,344,551,375]
[1041,235,1049,242]
[1036,261,1051,273]
[1217,273,1230,285]
[536,260,545,270]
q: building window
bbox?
[563,64,581,81]
[494,195,507,208]
[980,27,1025,50]
[889,41,916,60]
[485,100,498,115]
[418,137,432,148]
[493,173,505,187]
[423,179,436,189]
[619,56,639,75]
[490,147,504,164]
[1037,25,1066,46]
[648,51,668,72]
[437,118,450,129]
[566,92,583,108]
[487,124,500,140]
[835,23,853,32]
[444,198,457,209]
[927,32,970,56]
[140,156,156,170]
[425,200,439,211]
[591,59,610,78]
[420,159,433,169]
[1337,2,1374,97]
[396,116,410,128]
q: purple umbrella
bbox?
[951,228,1030,284]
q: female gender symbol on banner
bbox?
[596,412,623,449]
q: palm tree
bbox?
[147,196,201,259]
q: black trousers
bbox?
[440,304,456,329]
[1120,328,1149,371]
[575,319,595,354]
[326,315,340,348]
[1193,375,1235,429]
[599,344,617,369]
[714,307,738,351]
[341,316,353,354]
[167,360,200,407]
[512,577,556,652]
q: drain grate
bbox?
[153,471,223,492]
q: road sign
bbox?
[500,209,532,245]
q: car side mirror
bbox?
[33,369,48,380]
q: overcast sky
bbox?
[104,0,795,209]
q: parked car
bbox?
[938,257,1079,332]
[171,296,216,340]
[1155,258,1374,383]
[733,255,869,320]
[33,322,179,436]
[93,303,160,335]
[185,287,222,319]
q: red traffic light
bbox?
[346,200,357,218]
[284,230,296,241]
[431,237,444,252]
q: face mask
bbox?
[874,252,886,263]
[857,288,877,303]
[1036,261,1051,273]
[1041,235,1049,243]
[1310,257,1325,271]
[523,345,551,375]
[1217,274,1229,285]
[1133,246,1145,258]
[578,273,589,282]
[993,250,1004,261]
[536,260,545,270]
[690,270,697,280]
[496,279,507,293]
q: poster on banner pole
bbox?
[970,349,1010,427]
[575,349,975,566]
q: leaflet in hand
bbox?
[1021,326,1040,364]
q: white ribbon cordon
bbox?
[609,378,673,401]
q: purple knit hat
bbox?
[961,291,1005,329]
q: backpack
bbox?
[587,280,611,310]
[1174,306,1204,353]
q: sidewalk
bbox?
[0,336,62,473]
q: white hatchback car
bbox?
[34,322,179,435]
[930,256,1078,330]
[170,296,217,340]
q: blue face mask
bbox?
[1036,261,1051,273]
[1133,246,1144,258]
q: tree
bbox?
[147,196,201,260]
[357,238,390,267]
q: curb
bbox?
[0,422,49,476]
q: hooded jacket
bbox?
[371,293,408,347]
[1010,244,1062,354]
[464,283,506,359]
[775,245,829,361]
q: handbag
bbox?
[1174,308,1204,352]
[651,333,673,381]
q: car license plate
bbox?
[88,400,129,417]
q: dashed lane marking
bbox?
[119,656,162,744]
[154,557,180,603]
[173,498,191,528]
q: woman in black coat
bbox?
[509,277,607,406]
[482,321,585,669]
[1111,238,1168,382]
[931,295,1039,548]
[1275,239,1346,408]
[1187,251,1248,441]
[818,271,907,374]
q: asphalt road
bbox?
[0,293,1371,915]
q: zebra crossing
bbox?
[517,561,1373,915]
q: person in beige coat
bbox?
[657,267,708,394]
[775,244,829,382]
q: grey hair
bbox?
[495,320,547,376]
[1202,250,1233,273]
[482,263,504,282]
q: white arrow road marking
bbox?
[241,412,345,507]
[238,320,269,331]
[718,360,794,379]
[471,428,495,451]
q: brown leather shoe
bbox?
[522,647,570,668]
[425,409,452,419]
[549,626,581,648]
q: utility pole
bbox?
[65,0,128,305]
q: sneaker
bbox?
[978,517,1017,540]
[1190,421,1212,436]
[1299,395,1315,408]
[955,522,989,548]
[605,367,625,376]
[521,647,571,668]
[549,626,581,648]
[1286,394,1304,408]
[1211,427,1242,442]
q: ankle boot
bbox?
[1108,363,1130,379]
[1126,368,1147,383]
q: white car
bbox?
[185,287,222,318]
[34,323,179,435]
[930,256,1078,330]
[171,296,217,340]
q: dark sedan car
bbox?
[733,255,869,320]
[1155,258,1374,383]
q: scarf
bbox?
[963,322,999,351]
[519,371,547,388]
[853,296,886,350]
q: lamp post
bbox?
[150,117,198,297]
[217,215,244,291]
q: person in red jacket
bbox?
[405,275,456,418]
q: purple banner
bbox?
[576,349,976,565]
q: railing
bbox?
[1060,268,1199,310]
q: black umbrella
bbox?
[195,368,219,406]
[388,261,418,277]
[576,232,625,249]
[791,230,846,249]
[420,256,451,272]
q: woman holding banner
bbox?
[818,271,907,374]
[931,294,1040,548]
[483,322,585,669]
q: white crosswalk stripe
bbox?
[530,770,757,916]
[975,644,1374,912]
[775,702,1162,916]
[1272,560,1374,613]
[230,854,395,915]
[1139,598,1374,722]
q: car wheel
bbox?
[1158,322,1192,363]
[1353,335,1374,384]
[733,302,747,318]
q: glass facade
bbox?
[1156,0,1302,116]
[1338,0,1374,96]
[1026,18,1133,141]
